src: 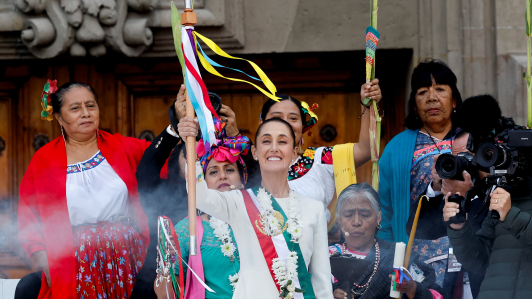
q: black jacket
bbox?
[448,186,532,299]
[131,128,188,299]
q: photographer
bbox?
[405,131,487,299]
[441,95,532,299]
[443,186,532,299]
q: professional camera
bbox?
[436,95,532,221]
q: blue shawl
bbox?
[377,129,419,243]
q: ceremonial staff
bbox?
[181,0,199,256]
[526,0,532,128]
[364,0,382,190]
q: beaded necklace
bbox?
[342,240,380,295]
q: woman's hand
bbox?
[443,192,467,230]
[219,104,240,137]
[154,276,173,299]
[333,288,351,299]
[177,116,199,140]
[361,78,382,103]
[32,250,51,287]
[431,155,442,192]
[490,187,512,221]
[389,271,417,299]
[174,85,187,120]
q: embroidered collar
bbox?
[67,151,105,174]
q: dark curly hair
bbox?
[404,59,462,130]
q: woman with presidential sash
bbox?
[180,116,332,299]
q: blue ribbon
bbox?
[196,41,262,82]
[184,70,211,150]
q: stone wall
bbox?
[0,0,529,122]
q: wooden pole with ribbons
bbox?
[181,0,198,256]
[364,0,382,191]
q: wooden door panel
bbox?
[134,96,175,140]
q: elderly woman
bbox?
[378,60,475,298]
[330,183,442,299]
[17,81,150,299]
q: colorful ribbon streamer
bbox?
[193,31,280,101]
[365,26,380,83]
[392,266,411,291]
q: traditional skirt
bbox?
[73,220,146,299]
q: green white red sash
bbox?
[242,188,316,299]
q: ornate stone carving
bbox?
[16,0,154,57]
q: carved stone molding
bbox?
[15,0,155,57]
[0,0,243,59]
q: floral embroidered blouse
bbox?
[287,147,335,221]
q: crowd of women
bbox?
[13,58,532,299]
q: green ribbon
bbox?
[252,187,316,299]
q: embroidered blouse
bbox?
[66,151,130,226]
[288,147,335,220]
[175,218,240,299]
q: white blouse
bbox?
[288,147,335,221]
[66,151,130,226]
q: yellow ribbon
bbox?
[194,32,280,101]
[328,143,357,231]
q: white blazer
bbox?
[195,166,333,299]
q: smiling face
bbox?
[55,86,100,140]
[340,196,382,253]
[252,121,298,175]
[414,81,455,128]
[204,159,242,191]
[263,100,304,148]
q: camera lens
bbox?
[476,142,506,169]
[443,161,454,173]
[482,148,495,161]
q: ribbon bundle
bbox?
[301,102,319,136]
[364,26,380,88]
[391,266,411,291]
[171,1,279,151]
[40,79,58,121]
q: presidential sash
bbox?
[241,188,316,299]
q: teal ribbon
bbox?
[252,187,316,299]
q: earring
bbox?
[377,222,382,229]
[301,138,304,146]
[60,126,66,147]
[342,228,349,237]
[97,128,100,137]
[453,109,456,113]
[254,157,258,160]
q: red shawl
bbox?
[18,131,150,299]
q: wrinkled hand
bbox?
[389,271,417,299]
[174,84,187,120]
[443,192,467,230]
[219,104,240,137]
[32,250,51,287]
[431,155,442,192]
[441,171,473,196]
[177,116,199,140]
[490,187,512,221]
[361,78,382,103]
[333,288,351,299]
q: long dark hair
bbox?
[260,95,305,127]
[404,59,462,130]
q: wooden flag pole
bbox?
[181,0,198,256]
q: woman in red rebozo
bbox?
[18,81,150,299]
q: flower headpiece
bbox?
[197,117,251,184]
[301,101,319,136]
[40,80,58,121]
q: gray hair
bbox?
[51,82,98,116]
[336,183,381,219]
